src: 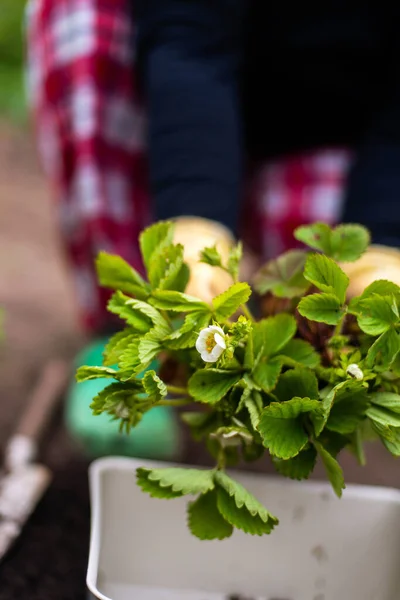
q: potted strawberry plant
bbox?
[82,221,400,600]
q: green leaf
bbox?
[278,339,320,368]
[148,243,186,290]
[356,295,399,336]
[254,250,309,298]
[103,329,137,367]
[252,314,297,359]
[330,224,370,262]
[370,392,400,414]
[378,427,400,456]
[366,406,400,428]
[142,370,167,401]
[214,471,278,535]
[138,467,215,498]
[244,330,254,370]
[294,222,332,254]
[272,445,317,480]
[227,242,243,281]
[298,292,343,325]
[118,338,140,371]
[366,328,400,369]
[188,490,233,540]
[95,252,149,299]
[166,311,211,350]
[200,245,223,268]
[213,282,251,319]
[314,442,345,498]
[188,369,242,404]
[326,383,369,434]
[76,366,118,382]
[252,359,282,393]
[107,292,153,332]
[311,380,364,437]
[139,221,174,271]
[136,468,184,499]
[274,368,319,402]
[243,393,263,431]
[304,254,349,303]
[90,381,148,428]
[138,329,163,366]
[149,290,210,313]
[258,397,321,459]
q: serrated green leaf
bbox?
[188,490,233,540]
[252,359,282,393]
[166,311,211,350]
[136,468,183,499]
[214,471,278,535]
[200,245,223,268]
[316,429,349,458]
[311,380,364,437]
[356,295,398,336]
[118,338,140,371]
[188,369,242,404]
[96,252,149,299]
[330,224,370,262]
[366,406,400,428]
[258,397,321,459]
[366,328,400,369]
[139,221,174,271]
[103,329,137,366]
[107,292,153,332]
[76,365,118,382]
[252,314,297,359]
[138,329,163,365]
[298,292,343,325]
[243,394,263,431]
[370,392,400,414]
[149,290,210,313]
[227,242,243,281]
[274,368,319,402]
[213,282,251,319]
[148,243,186,290]
[350,281,400,316]
[142,370,167,401]
[91,381,147,428]
[314,442,345,498]
[294,222,332,254]
[326,383,369,434]
[254,250,309,298]
[139,468,215,497]
[304,254,349,303]
[378,427,400,456]
[278,339,320,368]
[272,445,317,480]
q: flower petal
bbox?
[201,350,217,363]
[214,333,226,349]
[196,334,207,353]
[209,325,225,336]
[210,345,224,360]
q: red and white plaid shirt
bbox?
[26,0,351,332]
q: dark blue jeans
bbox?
[136,0,400,245]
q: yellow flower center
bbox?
[205,332,217,353]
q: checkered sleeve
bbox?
[26,0,150,332]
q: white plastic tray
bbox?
[87,457,400,600]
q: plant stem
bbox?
[333,309,347,337]
[166,385,188,396]
[159,399,191,407]
[241,303,255,322]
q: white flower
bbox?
[196,325,226,363]
[347,363,364,381]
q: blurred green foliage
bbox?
[0,0,27,123]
